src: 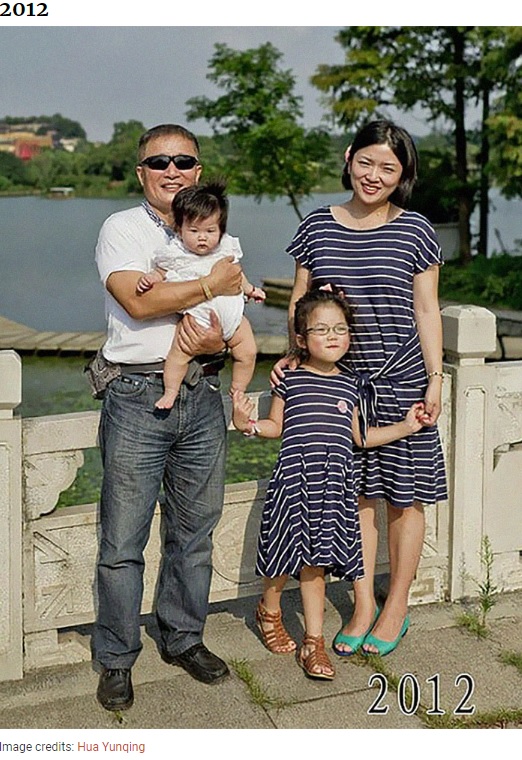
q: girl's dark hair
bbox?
[294,287,353,361]
[172,178,228,234]
[341,120,418,207]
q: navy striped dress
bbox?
[287,206,448,509]
[256,369,364,581]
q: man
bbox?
[94,124,242,711]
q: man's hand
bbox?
[176,311,225,356]
[207,256,242,297]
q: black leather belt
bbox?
[121,361,165,374]
[200,360,225,376]
[121,354,226,377]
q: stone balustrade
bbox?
[1,304,521,682]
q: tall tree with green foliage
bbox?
[186,42,334,220]
[471,28,522,256]
[106,120,146,189]
[486,29,522,204]
[489,92,522,201]
[312,26,521,262]
[0,152,30,190]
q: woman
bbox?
[263,120,447,658]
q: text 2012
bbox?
[368,673,476,716]
[0,3,48,15]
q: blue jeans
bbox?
[94,372,226,669]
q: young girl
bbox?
[232,289,427,680]
[137,180,265,409]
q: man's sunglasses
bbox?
[139,154,199,171]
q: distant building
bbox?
[59,137,80,153]
[0,131,54,160]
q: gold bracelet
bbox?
[199,277,213,301]
[427,371,444,380]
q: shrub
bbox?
[440,254,522,310]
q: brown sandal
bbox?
[255,600,297,654]
[298,634,335,680]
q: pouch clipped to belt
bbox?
[84,349,121,399]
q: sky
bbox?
[1,10,514,145]
[1,27,355,142]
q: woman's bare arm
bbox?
[413,265,444,425]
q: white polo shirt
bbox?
[95,205,179,363]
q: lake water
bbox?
[0,191,520,335]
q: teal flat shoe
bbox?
[333,606,381,658]
[362,615,410,657]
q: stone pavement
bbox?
[0,586,521,731]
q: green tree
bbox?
[26,148,88,191]
[0,151,30,187]
[106,120,145,189]
[186,42,334,220]
[487,29,522,200]
[312,26,521,262]
[489,92,522,198]
[470,28,522,256]
[35,112,86,139]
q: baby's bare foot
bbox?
[155,393,176,409]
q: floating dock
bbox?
[0,316,105,354]
[0,315,287,356]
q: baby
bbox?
[137,179,265,409]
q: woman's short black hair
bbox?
[293,286,353,361]
[341,120,418,207]
[172,178,228,234]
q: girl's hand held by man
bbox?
[231,389,255,433]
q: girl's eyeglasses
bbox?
[139,154,199,171]
[305,324,349,336]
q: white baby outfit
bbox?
[153,233,244,341]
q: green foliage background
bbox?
[440,253,522,310]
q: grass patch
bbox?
[499,650,522,675]
[455,612,489,639]
[426,707,522,729]
[229,658,291,710]
[111,711,128,726]
[456,536,498,638]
